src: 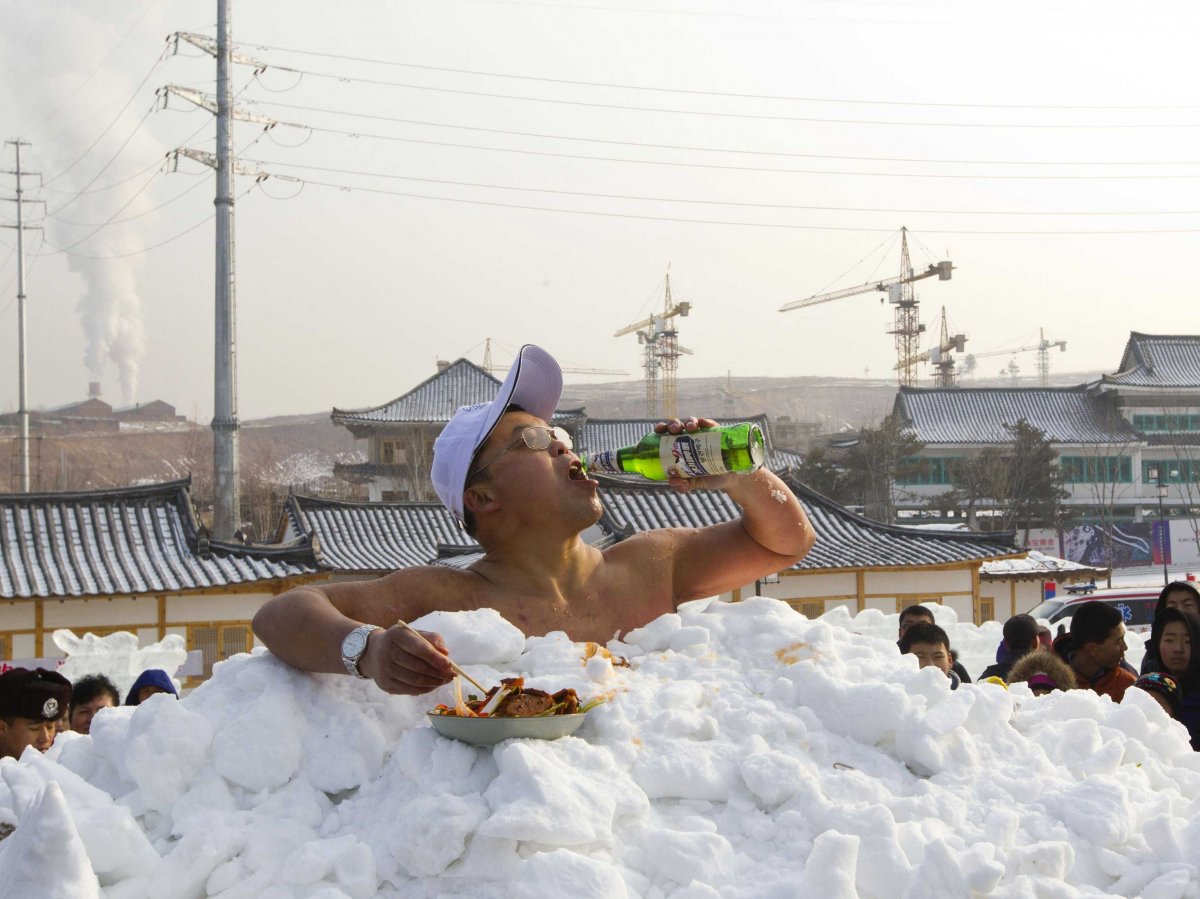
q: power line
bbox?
[40,156,173,195]
[252,171,1200,235]
[311,0,1200,30]
[37,184,258,261]
[235,78,1200,129]
[47,167,210,228]
[240,41,1200,112]
[244,98,1200,167]
[264,122,1200,181]
[246,158,1200,215]
[46,105,158,215]
[40,168,166,253]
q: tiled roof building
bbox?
[889,331,1200,543]
[894,386,1137,445]
[0,480,315,600]
[280,495,479,572]
[0,480,322,677]
[1103,333,1200,389]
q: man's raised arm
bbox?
[658,417,815,602]
[252,572,455,695]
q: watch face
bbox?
[342,629,368,658]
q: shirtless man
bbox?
[253,345,814,695]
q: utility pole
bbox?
[2,139,44,493]
[211,0,240,539]
[163,9,273,539]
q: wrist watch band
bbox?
[341,624,380,679]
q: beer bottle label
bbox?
[587,450,622,474]
[660,432,727,478]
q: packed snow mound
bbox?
[1,598,1190,898]
[52,630,187,700]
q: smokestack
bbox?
[88,381,101,399]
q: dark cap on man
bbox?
[0,668,72,721]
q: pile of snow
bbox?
[0,599,1189,899]
[53,630,187,701]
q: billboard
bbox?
[1061,522,1153,568]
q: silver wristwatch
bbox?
[340,624,380,678]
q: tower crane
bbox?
[780,227,953,387]
[895,307,966,388]
[615,273,692,418]
[480,338,626,377]
[968,329,1067,387]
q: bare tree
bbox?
[1066,405,1142,584]
[845,415,924,523]
[1140,407,1200,563]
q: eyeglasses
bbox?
[469,426,571,482]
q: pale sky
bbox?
[1,0,1198,420]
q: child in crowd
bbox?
[899,621,961,690]
[1144,607,1200,748]
[1141,581,1200,674]
[897,605,971,684]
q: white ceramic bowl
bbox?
[426,711,589,746]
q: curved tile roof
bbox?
[332,359,501,428]
[331,357,587,438]
[286,495,479,571]
[0,480,316,599]
[894,386,1138,445]
[1104,333,1200,388]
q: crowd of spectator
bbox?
[0,668,178,760]
[897,580,1200,749]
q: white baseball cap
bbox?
[432,344,562,524]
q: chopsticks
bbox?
[396,619,489,695]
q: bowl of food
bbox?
[427,677,603,746]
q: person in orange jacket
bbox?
[1053,600,1136,702]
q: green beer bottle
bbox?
[584,423,765,481]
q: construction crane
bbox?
[615,273,692,418]
[780,227,953,387]
[895,306,966,388]
[968,329,1067,387]
[480,338,627,377]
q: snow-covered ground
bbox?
[0,599,1192,899]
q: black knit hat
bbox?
[0,668,72,721]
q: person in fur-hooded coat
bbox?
[1007,648,1077,695]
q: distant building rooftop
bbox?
[894,385,1139,445]
[331,357,586,437]
[1102,332,1200,389]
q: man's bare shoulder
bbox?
[600,527,694,559]
[323,564,491,626]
